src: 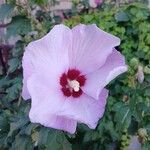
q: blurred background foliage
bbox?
[0,0,150,150]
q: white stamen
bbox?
[68,80,80,92]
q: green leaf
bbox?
[0,114,9,133]
[5,77,22,102]
[7,16,32,37]
[115,105,131,130]
[0,4,14,21]
[8,115,29,137]
[10,135,33,150]
[0,77,12,88]
[83,15,94,23]
[33,0,48,5]
[20,123,37,136]
[8,58,21,73]
[83,131,100,143]
[141,141,150,150]
[145,88,150,96]
[112,102,124,112]
[115,11,129,22]
[104,121,119,141]
[12,41,25,57]
[38,128,72,150]
[0,113,10,148]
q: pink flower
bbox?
[22,24,127,134]
[89,0,103,8]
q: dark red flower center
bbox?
[60,69,86,98]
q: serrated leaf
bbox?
[141,141,150,150]
[8,115,29,137]
[38,128,72,150]
[145,88,150,96]
[84,15,94,22]
[20,123,37,136]
[38,127,49,145]
[0,77,12,88]
[0,113,10,148]
[112,102,124,112]
[115,105,131,130]
[12,41,25,57]
[0,132,8,148]
[8,58,21,73]
[0,4,14,21]
[0,114,9,133]
[104,121,119,141]
[10,135,33,150]
[83,131,100,143]
[5,77,22,102]
[46,132,72,150]
[115,11,129,22]
[7,16,32,37]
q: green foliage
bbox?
[64,3,150,149]
[0,1,150,150]
[38,128,72,150]
[7,16,32,37]
[115,11,129,22]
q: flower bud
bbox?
[89,0,103,8]
[138,128,148,138]
[138,128,148,143]
[136,65,144,84]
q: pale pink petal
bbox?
[22,52,33,100]
[82,49,128,100]
[59,89,108,129]
[22,24,72,100]
[27,74,64,115]
[27,74,77,133]
[30,112,77,134]
[69,24,120,74]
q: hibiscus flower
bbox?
[22,24,127,134]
